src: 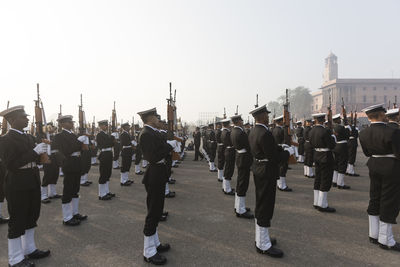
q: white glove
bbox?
[331,134,337,143]
[167,140,177,149]
[78,135,89,144]
[345,125,351,131]
[281,144,290,149]
[91,140,96,145]
[33,143,47,155]
[131,140,137,146]
[284,146,295,156]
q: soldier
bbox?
[40,122,61,203]
[230,115,254,219]
[359,104,400,251]
[331,114,351,189]
[193,127,203,161]
[309,113,336,212]
[215,121,224,182]
[296,121,305,163]
[201,126,210,162]
[221,118,235,195]
[248,105,293,258]
[158,120,175,198]
[96,120,116,201]
[0,106,50,267]
[90,136,98,165]
[111,129,120,169]
[138,108,173,265]
[0,156,9,224]
[79,129,92,187]
[272,116,292,192]
[386,108,399,129]
[207,123,217,172]
[303,119,315,178]
[120,122,134,186]
[54,115,88,226]
[346,118,360,177]
[133,124,145,175]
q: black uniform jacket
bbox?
[120,130,133,156]
[53,130,82,173]
[0,130,40,190]
[231,126,252,168]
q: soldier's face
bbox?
[10,113,29,129]
[62,121,74,130]
[100,124,108,131]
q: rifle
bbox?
[31,116,35,134]
[79,94,87,135]
[394,96,398,108]
[350,109,354,126]
[255,94,259,108]
[283,89,297,164]
[34,83,50,163]
[327,95,333,129]
[57,104,62,133]
[341,97,348,125]
[223,108,226,119]
[235,105,238,115]
[1,101,10,135]
[111,101,117,133]
[167,82,175,133]
[354,106,358,128]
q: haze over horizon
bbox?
[1,0,399,123]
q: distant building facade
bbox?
[312,53,400,115]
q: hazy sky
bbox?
[1,0,399,123]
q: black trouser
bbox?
[62,171,80,204]
[194,144,202,160]
[217,144,225,170]
[367,158,400,224]
[166,154,172,179]
[235,153,252,196]
[304,142,314,167]
[208,143,217,162]
[113,143,120,161]
[0,161,6,202]
[143,164,167,236]
[348,139,358,165]
[80,150,92,175]
[42,161,59,186]
[333,143,348,174]
[135,149,142,165]
[5,169,41,239]
[99,151,113,184]
[278,161,288,177]
[121,148,133,172]
[253,161,278,228]
[223,148,235,180]
[314,151,334,192]
[298,139,305,155]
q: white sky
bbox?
[1,0,399,123]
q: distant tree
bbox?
[266,101,283,118]
[277,86,313,120]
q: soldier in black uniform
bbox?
[0,106,50,267]
[309,113,336,212]
[346,119,360,177]
[303,119,315,178]
[120,123,134,186]
[359,104,400,251]
[386,108,399,129]
[215,121,224,182]
[201,126,210,162]
[272,116,292,192]
[96,120,116,201]
[192,127,203,161]
[248,105,293,258]
[133,124,145,175]
[331,114,351,189]
[79,129,92,187]
[158,119,175,198]
[221,118,235,195]
[0,157,9,224]
[112,129,120,169]
[296,121,305,163]
[230,115,254,219]
[40,123,61,203]
[207,123,217,172]
[138,108,173,265]
[54,115,88,226]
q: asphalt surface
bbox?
[1,149,399,267]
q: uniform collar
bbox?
[144,124,159,132]
[10,128,25,135]
[234,126,244,131]
[255,123,269,131]
[63,129,73,134]
[370,122,386,124]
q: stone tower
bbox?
[323,52,338,83]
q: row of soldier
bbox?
[0,105,187,266]
[193,104,400,257]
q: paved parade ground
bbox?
[0,150,399,267]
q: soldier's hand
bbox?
[34,143,47,155]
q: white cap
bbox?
[312,113,326,118]
[361,103,386,114]
[332,114,341,120]
[386,108,399,116]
